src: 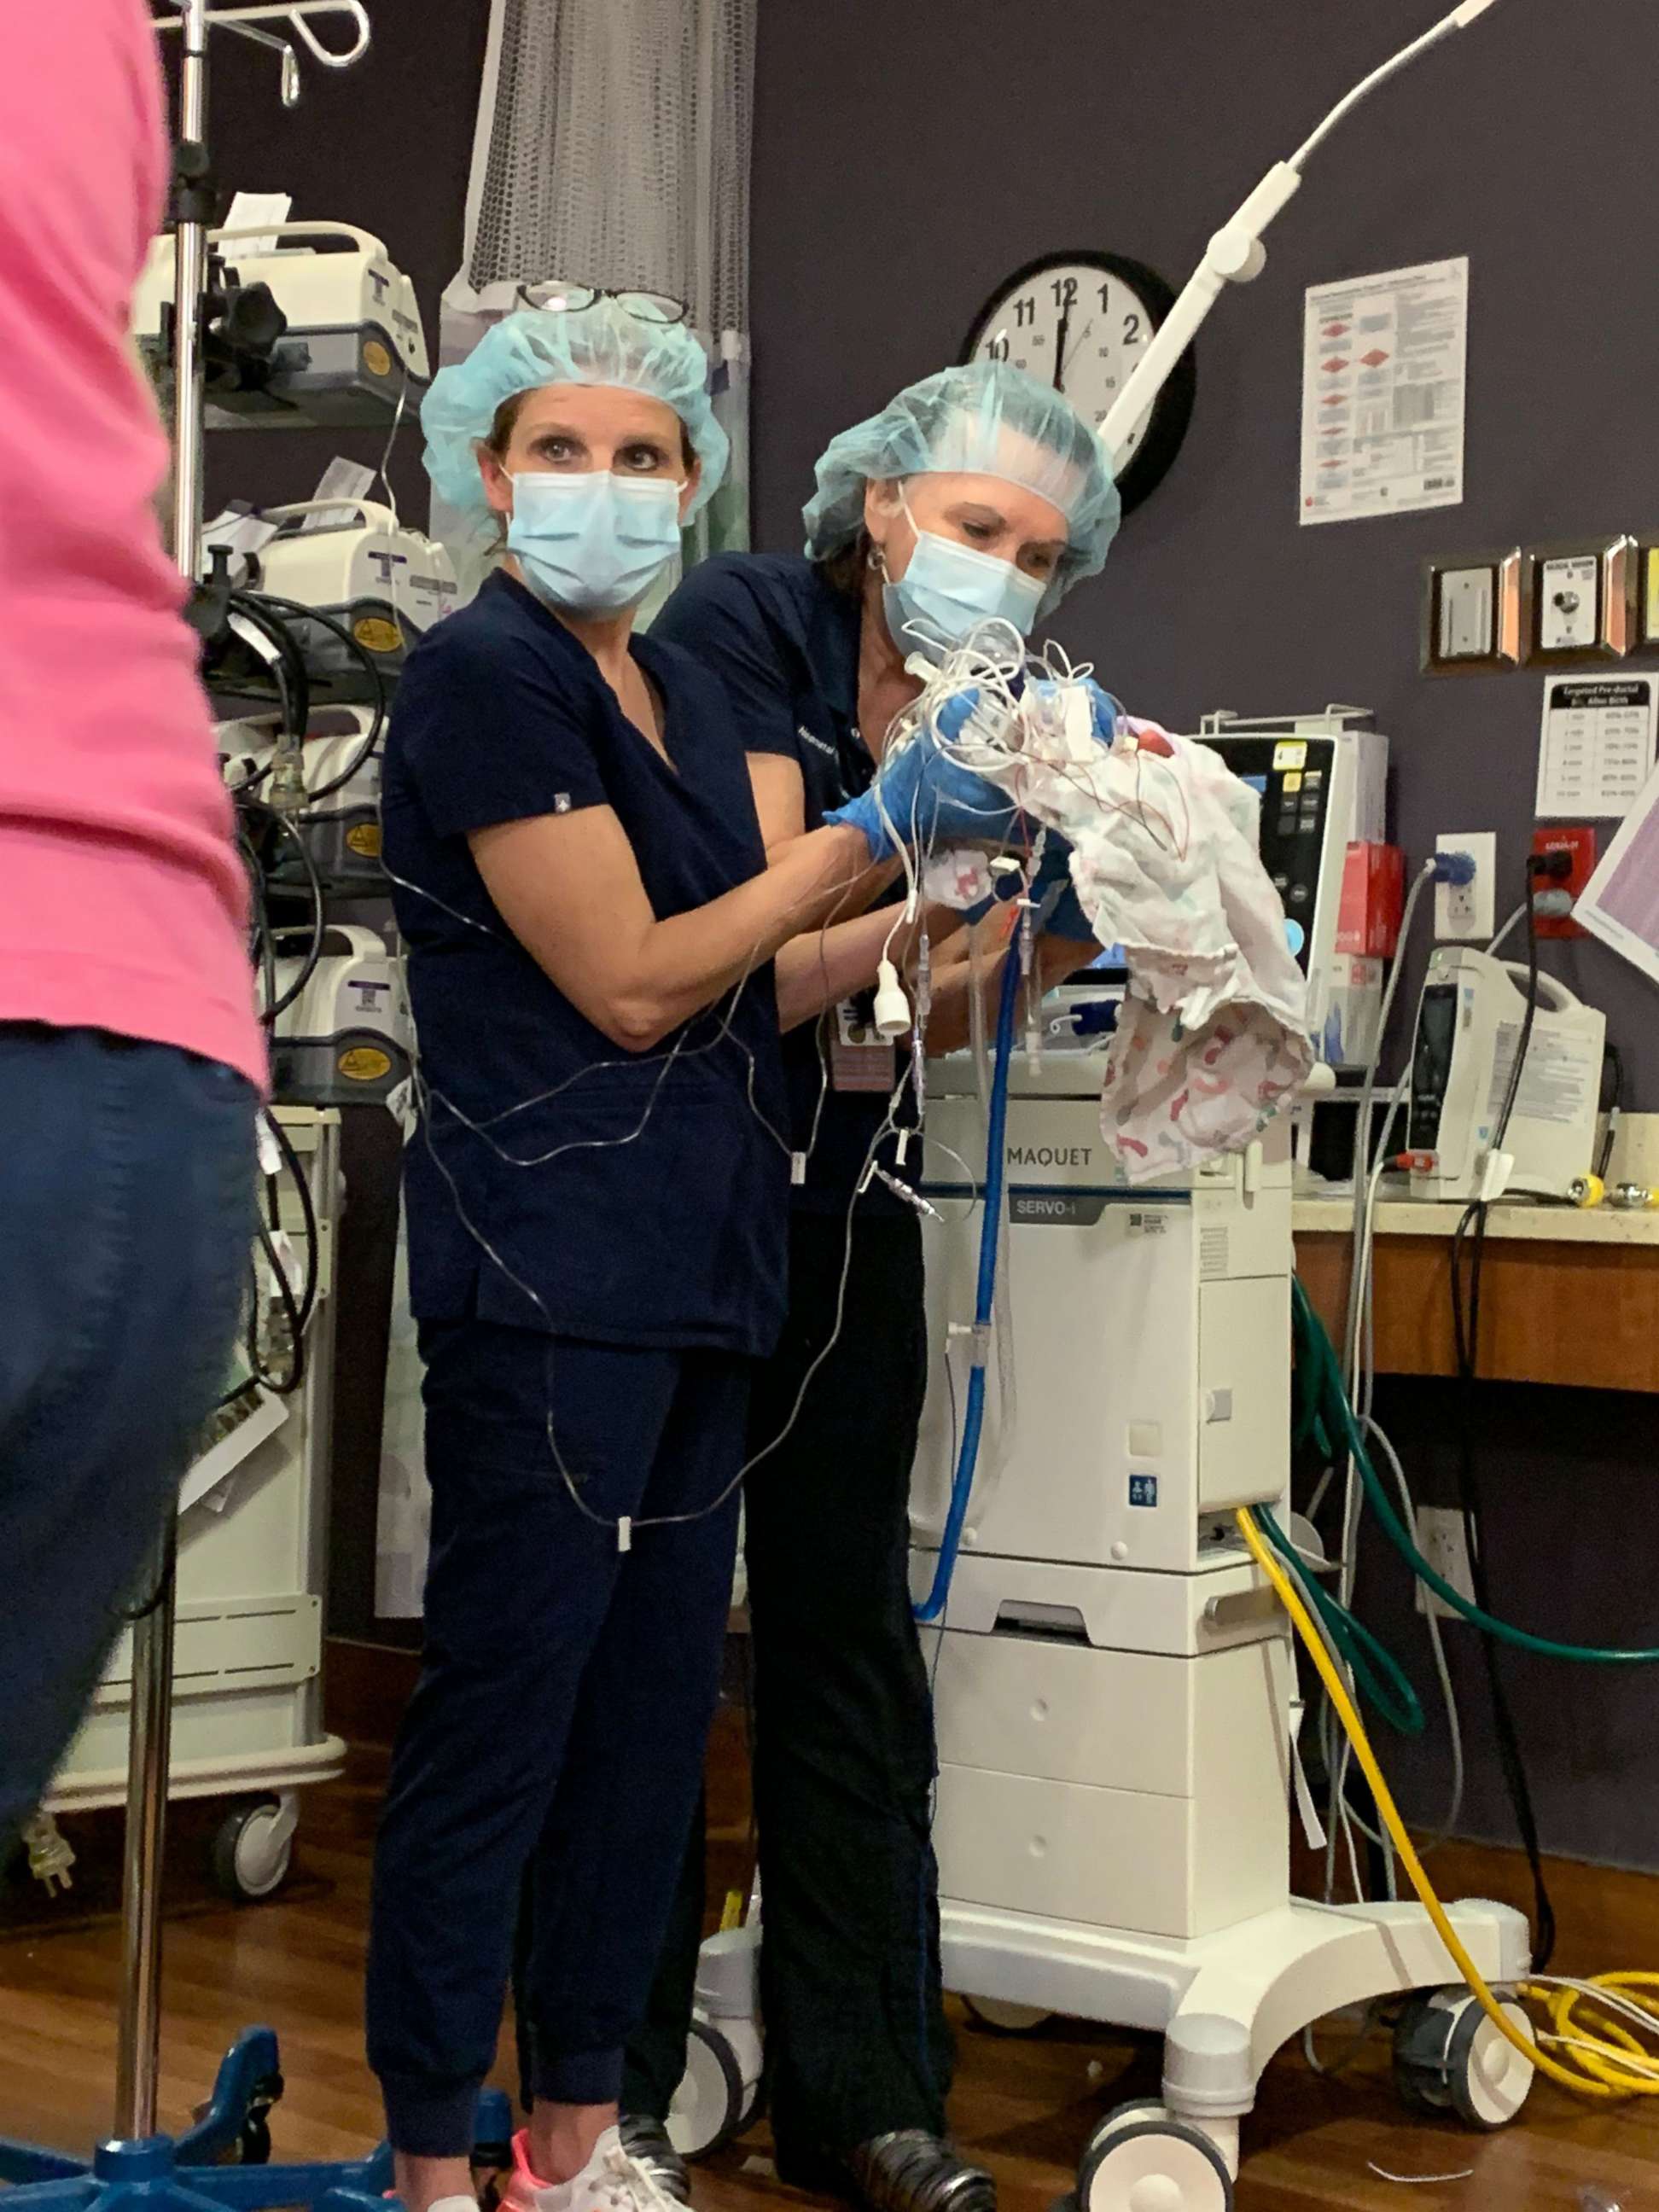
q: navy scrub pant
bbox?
[620,1212,952,2175]
[366,1318,748,2159]
[0,1026,255,1850]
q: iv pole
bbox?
[1097,0,1504,475]
[0,13,404,2203]
[111,7,374,2139]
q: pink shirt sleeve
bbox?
[0,0,265,1090]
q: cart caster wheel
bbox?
[1393,1994,1534,2129]
[734,2071,765,2135]
[963,1994,1054,2034]
[210,1798,294,1902]
[1086,2103,1169,2151]
[666,2019,745,2160]
[1079,2113,1233,2211]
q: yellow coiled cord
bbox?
[1237,1505,1659,2101]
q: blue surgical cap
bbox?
[422,302,729,526]
[801,360,1121,612]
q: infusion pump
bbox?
[1196,707,1389,1069]
[132,222,428,432]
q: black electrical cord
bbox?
[218,589,311,743]
[259,1103,321,1339]
[243,590,388,801]
[1598,1042,1624,1182]
[1447,860,1555,1971]
[253,1219,307,1397]
[224,818,323,1405]
[236,795,327,1022]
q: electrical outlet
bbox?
[1435,830,1496,942]
[1532,824,1597,939]
[1416,1505,1477,1620]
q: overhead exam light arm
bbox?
[1097,0,1504,473]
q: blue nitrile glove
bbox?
[827,687,1024,860]
[1030,836,1099,943]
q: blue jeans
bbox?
[0,1025,257,1846]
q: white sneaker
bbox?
[501,2127,689,2212]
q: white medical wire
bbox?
[1487,902,1526,958]
[1316,1058,1466,1910]
[388,853,877,1159]
[1321,1056,1413,1905]
[394,713,988,1534]
[395,635,1107,1545]
[1367,1412,1466,1850]
[1342,861,1435,1398]
[413,1022,909,1537]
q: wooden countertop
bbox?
[1293,1185,1659,1247]
[1293,1183,1659,1391]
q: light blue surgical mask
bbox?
[882,497,1048,658]
[508,469,682,616]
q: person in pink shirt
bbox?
[0,0,266,1847]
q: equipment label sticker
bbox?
[1011,1193,1108,1225]
[1129,1474,1159,1508]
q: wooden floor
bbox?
[3,1722,1656,2211]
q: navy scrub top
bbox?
[381,569,789,1359]
[650,553,915,1218]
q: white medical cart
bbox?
[44,1108,347,1901]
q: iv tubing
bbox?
[913,950,1020,1624]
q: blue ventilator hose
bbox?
[914,950,1022,1625]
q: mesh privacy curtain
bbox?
[424,0,757,602]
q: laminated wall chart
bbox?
[1300,257,1468,524]
[1536,677,1658,819]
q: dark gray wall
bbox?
[750,0,1659,1102]
[749,0,1659,1871]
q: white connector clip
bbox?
[1478,1149,1514,1204]
[871,1167,941,1221]
[616,1515,632,1555]
[257,1116,283,1179]
[872,958,911,1040]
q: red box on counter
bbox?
[1336,841,1406,958]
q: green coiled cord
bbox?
[1291,1276,1659,1665]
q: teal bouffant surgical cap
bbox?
[802,359,1121,611]
[422,301,728,524]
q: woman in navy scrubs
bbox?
[615,364,1123,2212]
[366,304,1029,2212]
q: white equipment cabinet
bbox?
[45,1109,347,1902]
[908,1046,1533,2208]
[664,1039,1536,2203]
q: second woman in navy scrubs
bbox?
[365,302,1028,2212]
[617,362,1123,2212]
